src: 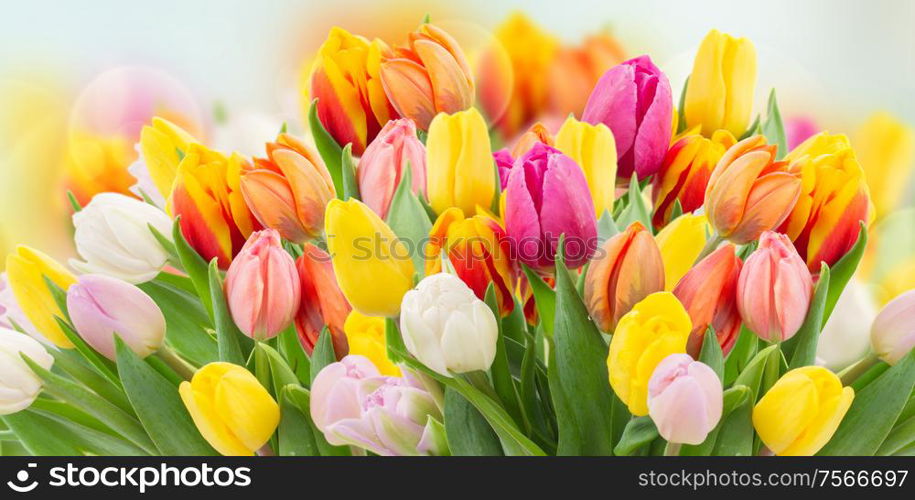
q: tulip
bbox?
[5,246,77,348]
[179,362,280,456]
[310,355,447,456]
[737,231,813,343]
[673,244,743,356]
[399,273,498,376]
[871,289,915,365]
[426,108,497,215]
[816,279,876,371]
[652,130,736,227]
[64,132,134,205]
[753,366,854,456]
[425,207,516,316]
[493,149,514,189]
[66,274,165,360]
[648,353,723,445]
[504,143,597,270]
[654,213,710,290]
[0,273,40,341]
[0,327,54,415]
[325,199,414,317]
[70,193,174,284]
[785,116,819,150]
[510,122,554,159]
[170,144,260,267]
[357,118,426,219]
[585,222,664,332]
[705,136,801,244]
[139,116,199,200]
[343,311,401,377]
[295,243,350,357]
[224,230,301,341]
[548,32,626,117]
[779,132,872,271]
[554,116,617,216]
[582,55,673,180]
[310,27,398,155]
[608,292,692,416]
[240,133,335,243]
[684,29,757,137]
[854,112,914,218]
[379,23,474,131]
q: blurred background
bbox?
[0,0,913,262]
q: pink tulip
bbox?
[785,116,819,150]
[224,229,301,340]
[66,274,165,360]
[357,118,426,219]
[737,231,813,342]
[493,149,514,189]
[582,55,672,180]
[504,142,597,270]
[871,289,915,365]
[310,355,447,456]
[648,353,723,445]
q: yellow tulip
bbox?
[179,362,279,456]
[343,310,401,377]
[854,112,914,218]
[325,199,414,317]
[654,214,710,290]
[684,29,757,137]
[426,108,496,215]
[753,366,854,456]
[555,116,617,216]
[140,117,198,200]
[607,291,691,416]
[5,246,77,348]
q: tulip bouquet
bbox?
[1,14,914,459]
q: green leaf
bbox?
[733,343,780,402]
[49,348,133,415]
[676,76,689,134]
[54,316,121,385]
[784,264,830,369]
[738,115,761,140]
[698,327,724,380]
[172,216,213,318]
[308,99,344,196]
[283,385,350,456]
[824,223,867,320]
[67,190,83,212]
[257,342,300,394]
[341,143,361,200]
[148,223,179,264]
[819,351,915,456]
[139,280,217,366]
[597,209,619,244]
[444,387,503,456]
[385,163,432,274]
[877,414,915,456]
[278,325,311,386]
[614,416,659,456]
[850,361,890,392]
[681,385,750,456]
[711,396,754,456]
[43,276,70,323]
[724,325,758,386]
[310,328,337,384]
[615,172,652,230]
[483,284,525,428]
[761,89,787,159]
[114,337,218,455]
[277,385,319,456]
[3,409,145,456]
[208,260,251,365]
[521,264,555,336]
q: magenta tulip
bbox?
[871,289,915,365]
[737,231,813,343]
[66,274,165,360]
[648,353,723,445]
[504,142,598,270]
[357,118,426,219]
[224,229,301,340]
[582,55,672,180]
[493,149,514,189]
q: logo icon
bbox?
[7,463,38,493]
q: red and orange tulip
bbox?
[295,243,351,358]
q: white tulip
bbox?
[399,273,498,377]
[71,193,174,284]
[0,327,54,415]
[816,279,876,371]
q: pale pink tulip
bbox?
[357,118,426,219]
[871,289,915,365]
[648,353,723,445]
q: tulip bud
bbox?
[510,122,554,159]
[5,246,77,348]
[585,222,664,332]
[344,311,401,376]
[0,328,54,415]
[871,289,915,366]
[325,199,414,317]
[816,279,876,371]
[780,132,871,271]
[241,133,336,243]
[648,354,723,445]
[70,193,174,284]
[139,116,198,201]
[684,29,757,137]
[705,136,801,244]
[310,355,447,456]
[179,362,279,456]
[399,273,498,377]
[295,243,350,357]
[66,274,166,360]
[582,55,673,180]
[426,108,497,216]
[380,23,474,130]
[224,230,301,340]
[673,244,743,356]
[753,366,854,456]
[358,118,426,219]
[854,112,914,218]
[504,143,598,270]
[654,213,711,290]
[608,292,692,416]
[555,116,618,216]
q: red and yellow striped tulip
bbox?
[295,243,351,358]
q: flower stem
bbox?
[694,233,724,264]
[156,345,197,380]
[664,441,681,457]
[838,352,879,385]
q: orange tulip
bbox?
[705,136,801,244]
[548,32,626,117]
[380,23,474,131]
[241,133,335,244]
[295,243,351,358]
[584,221,665,332]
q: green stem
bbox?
[462,371,498,401]
[664,441,682,456]
[838,352,879,385]
[156,346,197,380]
[695,233,724,264]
